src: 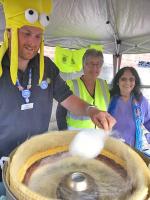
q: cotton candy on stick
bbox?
[69,129,109,159]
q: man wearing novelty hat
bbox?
[0,0,116,192]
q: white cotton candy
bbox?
[69,129,109,159]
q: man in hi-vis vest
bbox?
[56,49,110,130]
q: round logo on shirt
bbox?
[40,80,48,90]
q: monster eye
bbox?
[25,9,38,23]
[39,13,50,27]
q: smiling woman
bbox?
[118,70,136,100]
[121,54,150,102]
[108,67,150,151]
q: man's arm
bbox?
[56,103,68,130]
[61,95,116,131]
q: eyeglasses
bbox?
[120,77,135,82]
[86,62,103,68]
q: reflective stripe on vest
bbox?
[67,79,91,121]
[73,79,109,108]
[99,79,109,108]
[66,78,110,129]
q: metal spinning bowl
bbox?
[56,171,99,200]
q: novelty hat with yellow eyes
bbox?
[0,0,53,84]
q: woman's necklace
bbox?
[16,68,32,104]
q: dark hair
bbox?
[110,66,142,100]
[82,49,104,66]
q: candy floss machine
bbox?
[2,131,150,200]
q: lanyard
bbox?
[16,68,32,103]
[132,96,143,151]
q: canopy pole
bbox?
[113,54,122,77]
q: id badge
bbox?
[21,103,34,110]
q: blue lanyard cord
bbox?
[132,98,143,151]
[132,100,143,123]
[16,68,32,103]
[16,68,32,90]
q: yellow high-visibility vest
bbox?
[66,78,110,129]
